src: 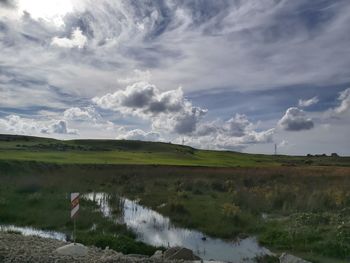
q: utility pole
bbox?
[274,143,277,155]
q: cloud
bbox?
[117,69,152,85]
[278,140,289,148]
[151,106,206,134]
[0,0,16,8]
[224,114,254,137]
[93,82,207,134]
[333,88,350,115]
[185,127,275,151]
[93,82,183,115]
[183,114,275,151]
[116,128,161,142]
[0,115,77,135]
[298,96,319,107]
[51,28,87,49]
[42,120,77,135]
[63,107,100,122]
[278,107,314,131]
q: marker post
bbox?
[70,193,80,244]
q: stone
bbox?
[127,253,148,258]
[55,243,88,257]
[279,253,312,263]
[150,250,163,259]
[164,247,201,260]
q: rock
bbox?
[279,253,312,263]
[150,250,163,259]
[55,243,88,257]
[164,247,201,260]
[127,253,148,258]
[0,232,197,262]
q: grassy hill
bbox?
[0,134,349,167]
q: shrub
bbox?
[169,202,189,214]
[313,240,350,259]
[222,203,241,218]
[77,232,158,255]
[292,213,330,226]
[211,180,226,192]
[255,255,279,263]
[306,191,334,211]
[27,192,42,204]
[177,191,189,199]
[16,183,41,194]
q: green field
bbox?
[0,134,349,167]
[1,134,350,262]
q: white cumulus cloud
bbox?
[333,88,350,115]
[51,27,87,48]
[116,128,161,142]
[0,115,77,135]
[278,107,314,131]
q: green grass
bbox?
[1,162,349,262]
[0,134,349,167]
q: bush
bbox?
[169,202,189,214]
[211,180,226,192]
[122,182,145,194]
[27,192,42,204]
[259,228,292,250]
[292,213,330,226]
[255,255,279,263]
[306,191,334,211]
[16,183,41,194]
[222,203,241,218]
[177,191,189,199]
[77,232,158,255]
[313,240,350,259]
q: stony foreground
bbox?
[0,232,312,263]
[0,232,186,263]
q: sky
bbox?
[0,0,349,155]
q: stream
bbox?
[84,192,272,262]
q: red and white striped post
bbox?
[70,193,79,243]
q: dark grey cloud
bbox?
[278,107,314,131]
[0,0,16,8]
[93,82,207,135]
[171,107,206,134]
[93,82,188,116]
